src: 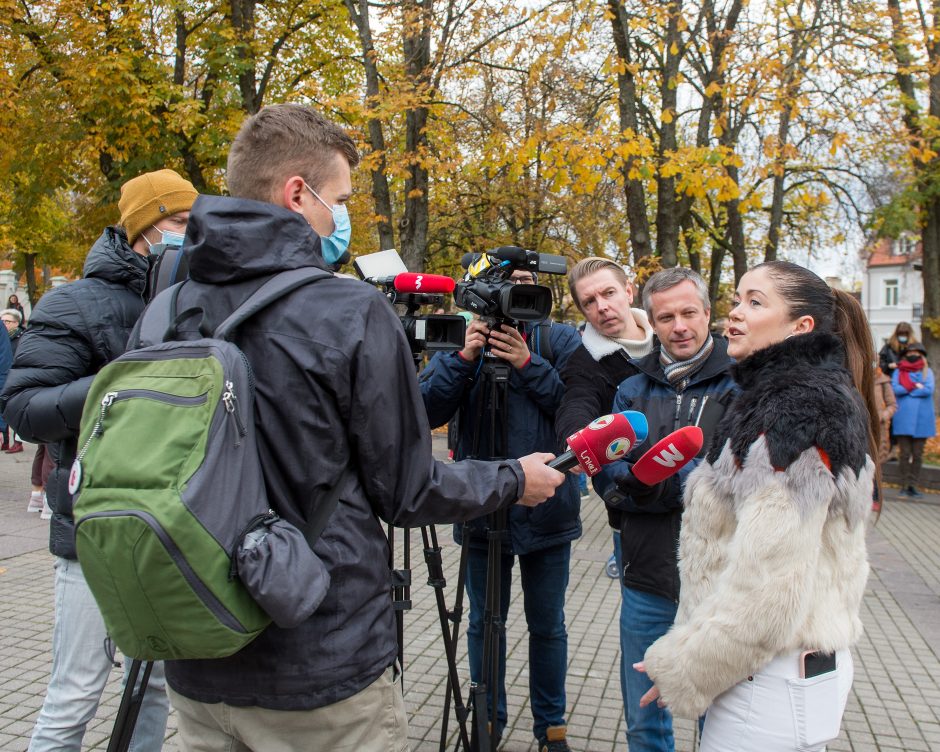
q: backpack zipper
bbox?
[76,390,209,461]
[222,380,247,446]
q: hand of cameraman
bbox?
[516,453,565,506]
[488,324,530,369]
[458,319,489,362]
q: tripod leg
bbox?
[107,659,153,752]
[422,525,471,752]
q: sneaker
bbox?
[27,491,43,513]
[40,493,52,520]
[539,725,571,752]
[605,553,619,579]
[907,486,924,499]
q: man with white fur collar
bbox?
[556,257,654,449]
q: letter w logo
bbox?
[652,443,684,468]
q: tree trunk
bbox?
[24,254,38,306]
[608,0,652,262]
[655,1,684,267]
[398,0,433,271]
[345,0,396,251]
[230,0,259,114]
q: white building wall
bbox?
[864,263,924,348]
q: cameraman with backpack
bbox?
[143,104,564,751]
[0,169,198,752]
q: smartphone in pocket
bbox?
[800,650,837,678]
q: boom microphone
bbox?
[549,411,649,476]
[630,426,704,485]
[392,272,455,294]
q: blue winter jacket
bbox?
[419,321,583,554]
[892,367,936,438]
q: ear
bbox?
[281,176,307,213]
[792,314,815,334]
[624,284,634,305]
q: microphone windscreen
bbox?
[393,272,456,294]
[565,411,640,477]
[631,426,704,486]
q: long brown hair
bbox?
[887,321,915,354]
[756,262,881,497]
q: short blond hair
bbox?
[568,258,630,312]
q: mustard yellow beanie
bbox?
[119,169,198,245]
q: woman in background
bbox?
[891,341,936,498]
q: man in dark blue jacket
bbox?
[591,267,736,752]
[420,281,581,752]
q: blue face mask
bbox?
[304,183,351,264]
[146,226,186,254]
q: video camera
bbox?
[354,249,466,357]
[455,246,567,325]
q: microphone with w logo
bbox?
[630,426,704,485]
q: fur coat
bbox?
[643,332,873,718]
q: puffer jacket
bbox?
[419,320,583,554]
[157,195,524,711]
[592,337,736,602]
[644,333,873,718]
[0,227,148,559]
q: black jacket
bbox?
[556,343,640,530]
[1,227,148,559]
[159,195,524,711]
[592,339,736,602]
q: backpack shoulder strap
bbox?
[133,282,186,348]
[536,321,554,364]
[214,267,333,340]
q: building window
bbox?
[894,235,917,255]
[884,278,899,307]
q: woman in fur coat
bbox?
[635,261,879,751]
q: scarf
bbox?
[660,335,714,392]
[580,309,655,361]
[898,356,925,392]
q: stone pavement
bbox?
[1,440,939,751]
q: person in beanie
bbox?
[891,342,936,498]
[0,168,197,752]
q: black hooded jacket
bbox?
[158,195,524,710]
[1,227,149,559]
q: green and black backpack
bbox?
[72,267,338,661]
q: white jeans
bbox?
[700,649,853,752]
[28,557,169,752]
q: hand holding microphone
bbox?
[606,425,704,507]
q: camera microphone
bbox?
[392,273,455,294]
[548,411,649,476]
[630,426,703,485]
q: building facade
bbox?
[862,234,925,348]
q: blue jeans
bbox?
[464,541,570,741]
[613,534,677,752]
[28,557,169,752]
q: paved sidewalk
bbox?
[1,440,939,751]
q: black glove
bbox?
[601,462,677,508]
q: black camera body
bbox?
[454,246,566,325]
[353,249,466,356]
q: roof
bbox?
[865,237,922,268]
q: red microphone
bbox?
[630,426,704,485]
[393,272,455,294]
[549,411,648,476]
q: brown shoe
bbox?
[5,442,23,453]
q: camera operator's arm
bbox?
[491,322,581,419]
[418,320,487,428]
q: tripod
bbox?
[106,658,152,752]
[460,350,512,752]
